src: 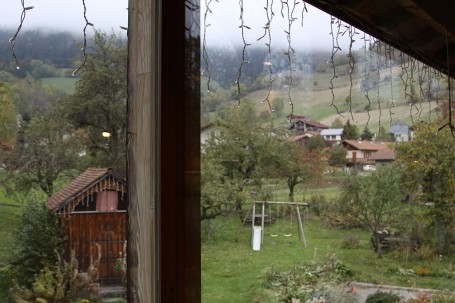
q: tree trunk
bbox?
[287,176,298,202]
[437,216,447,254]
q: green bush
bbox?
[9,200,64,287]
[366,291,402,303]
[255,257,355,302]
[430,291,455,303]
[0,265,14,302]
[341,234,360,248]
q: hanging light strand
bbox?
[257,0,275,111]
[432,67,443,121]
[185,0,200,32]
[347,25,358,122]
[281,0,298,118]
[438,30,455,137]
[329,16,344,117]
[387,44,396,126]
[399,52,414,125]
[9,0,34,69]
[409,58,420,125]
[417,62,428,122]
[300,2,308,27]
[202,0,216,93]
[72,0,94,76]
[361,32,372,126]
[235,0,251,107]
[373,39,382,129]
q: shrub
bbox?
[255,257,355,303]
[430,291,455,303]
[0,265,14,302]
[341,234,360,248]
[415,267,432,276]
[9,200,64,287]
[366,291,402,303]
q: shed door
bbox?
[92,217,126,283]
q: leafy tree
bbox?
[66,30,127,175]
[202,100,277,212]
[0,83,17,144]
[1,106,83,197]
[395,122,455,254]
[339,165,404,253]
[360,126,374,140]
[9,200,64,287]
[331,117,344,128]
[376,126,395,142]
[306,135,326,152]
[200,154,242,238]
[273,139,325,201]
[328,145,347,168]
[341,119,359,140]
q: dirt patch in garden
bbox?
[349,281,437,303]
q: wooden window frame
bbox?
[127,1,201,302]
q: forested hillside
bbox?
[0,30,84,78]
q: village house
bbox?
[287,131,319,146]
[320,128,343,145]
[287,114,329,134]
[390,121,411,142]
[341,140,395,168]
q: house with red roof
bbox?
[287,116,329,134]
[341,140,395,167]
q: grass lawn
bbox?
[41,77,78,94]
[202,214,455,303]
[0,189,21,264]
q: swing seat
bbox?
[283,233,292,237]
[270,233,278,237]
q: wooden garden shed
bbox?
[46,167,127,284]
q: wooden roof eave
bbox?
[53,172,127,214]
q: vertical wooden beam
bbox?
[128,0,200,302]
[159,1,201,302]
[127,0,156,302]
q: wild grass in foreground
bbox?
[202,215,455,303]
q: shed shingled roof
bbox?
[46,167,126,212]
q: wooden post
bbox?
[261,202,265,245]
[252,202,256,231]
[127,0,200,302]
[296,206,307,247]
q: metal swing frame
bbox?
[252,201,308,249]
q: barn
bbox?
[46,167,127,284]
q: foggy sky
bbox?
[0,1,359,52]
[0,0,128,34]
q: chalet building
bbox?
[287,131,318,146]
[369,147,396,164]
[287,115,328,134]
[320,128,343,144]
[342,140,395,167]
[46,167,127,284]
[390,121,411,142]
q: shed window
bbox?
[96,190,118,212]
